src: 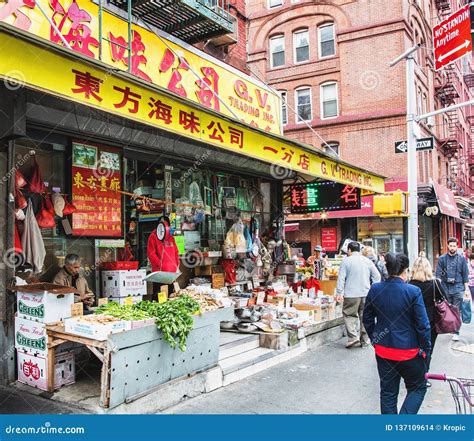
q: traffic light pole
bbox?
[390,45,420,265]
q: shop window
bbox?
[270,35,285,68]
[293,29,309,63]
[295,87,312,123]
[318,23,335,58]
[320,82,338,119]
[279,91,288,125]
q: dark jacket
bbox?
[363,278,431,354]
[409,279,445,324]
[435,253,469,295]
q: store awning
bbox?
[432,182,461,219]
[0,24,385,194]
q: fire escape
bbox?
[434,0,464,194]
[464,62,474,183]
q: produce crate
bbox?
[64,316,132,341]
[211,273,225,289]
[194,265,223,276]
[101,261,139,271]
[102,270,146,297]
[17,350,75,391]
[15,284,75,324]
[15,315,48,358]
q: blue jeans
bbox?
[445,291,464,334]
[376,354,428,414]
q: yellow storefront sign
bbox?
[0,0,281,133]
[0,28,385,193]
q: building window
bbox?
[417,87,422,116]
[323,141,339,157]
[320,82,338,119]
[318,23,335,58]
[295,88,312,122]
[422,92,427,115]
[268,0,283,8]
[270,35,285,68]
[279,91,288,125]
[293,29,309,63]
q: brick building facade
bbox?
[245,0,473,256]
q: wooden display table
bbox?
[46,324,112,407]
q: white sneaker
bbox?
[452,334,460,342]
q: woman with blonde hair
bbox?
[409,256,445,378]
[362,246,388,281]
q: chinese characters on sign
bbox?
[290,181,361,214]
[71,142,122,237]
[0,0,282,133]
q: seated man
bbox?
[53,254,95,308]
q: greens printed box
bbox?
[16,283,75,324]
[15,316,47,358]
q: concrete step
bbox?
[220,341,308,387]
[219,334,260,361]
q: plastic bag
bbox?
[15,188,27,210]
[36,196,55,228]
[62,195,77,215]
[461,299,472,324]
[29,155,46,193]
[51,192,65,217]
[16,170,27,189]
[220,259,237,284]
[225,219,246,253]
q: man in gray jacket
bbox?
[336,242,381,348]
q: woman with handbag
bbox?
[363,253,431,414]
[409,256,445,380]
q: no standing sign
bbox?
[433,3,473,71]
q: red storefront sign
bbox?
[433,4,473,70]
[321,227,338,251]
[71,142,122,237]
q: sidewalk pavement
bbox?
[0,323,472,414]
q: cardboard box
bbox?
[211,273,225,289]
[17,350,75,391]
[16,284,75,324]
[130,318,155,329]
[15,316,47,358]
[101,270,146,297]
[64,316,131,341]
[108,295,143,305]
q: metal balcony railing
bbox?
[111,0,236,44]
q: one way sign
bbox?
[395,137,434,154]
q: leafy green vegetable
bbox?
[96,296,201,351]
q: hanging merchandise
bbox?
[189,181,205,224]
[220,259,237,284]
[147,217,180,273]
[14,223,23,254]
[21,200,46,273]
[15,170,27,189]
[15,188,27,210]
[62,195,77,216]
[51,192,65,217]
[36,195,56,229]
[243,224,253,253]
[224,218,247,254]
[29,154,46,194]
[15,208,26,221]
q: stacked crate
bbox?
[15,286,76,391]
[101,269,147,304]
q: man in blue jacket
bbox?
[435,237,470,341]
[363,252,431,414]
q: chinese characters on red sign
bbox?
[71,143,122,237]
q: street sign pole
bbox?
[406,53,419,265]
[390,44,420,265]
